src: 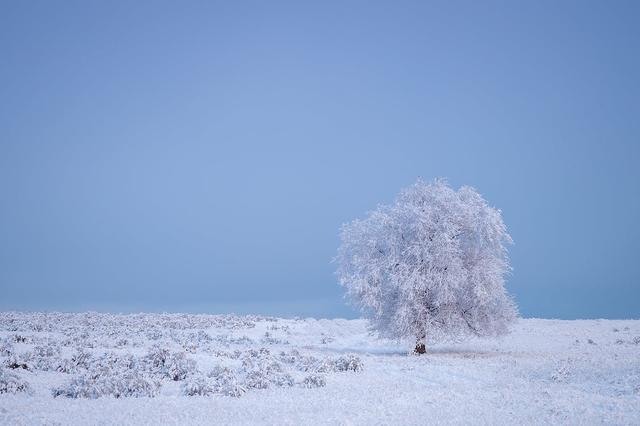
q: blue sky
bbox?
[1,1,638,318]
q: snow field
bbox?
[0,312,639,425]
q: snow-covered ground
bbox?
[0,312,638,425]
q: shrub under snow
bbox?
[0,312,365,400]
[142,346,196,381]
[0,368,31,394]
[0,339,13,357]
[277,350,363,374]
[52,370,160,399]
[333,355,364,372]
[56,350,92,374]
[182,374,216,396]
[301,374,326,388]
[207,366,245,397]
[244,360,295,390]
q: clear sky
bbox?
[1,1,638,319]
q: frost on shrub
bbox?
[0,368,31,394]
[53,370,160,399]
[186,330,212,347]
[0,339,13,357]
[247,370,294,389]
[91,352,136,374]
[212,334,254,347]
[182,374,215,396]
[300,374,326,388]
[52,351,152,398]
[332,355,363,372]
[278,349,301,365]
[244,370,270,390]
[208,349,242,359]
[237,348,294,390]
[265,370,294,388]
[4,355,29,371]
[11,335,30,344]
[33,344,61,359]
[142,346,196,381]
[115,338,129,348]
[241,348,271,367]
[18,344,62,371]
[145,329,164,341]
[244,361,294,389]
[633,337,640,345]
[207,366,245,397]
[278,349,321,372]
[277,350,363,374]
[56,350,92,374]
[261,332,289,345]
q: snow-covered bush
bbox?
[244,361,294,389]
[241,348,271,365]
[278,349,302,365]
[0,368,31,394]
[11,334,30,344]
[182,374,215,396]
[0,339,13,357]
[52,351,155,398]
[207,366,245,397]
[115,338,129,348]
[52,371,160,399]
[261,332,289,345]
[239,348,295,389]
[189,330,212,344]
[145,329,164,341]
[278,349,322,372]
[336,179,517,352]
[16,344,62,371]
[333,355,363,372]
[245,370,272,389]
[208,349,242,359]
[0,312,365,400]
[277,350,363,374]
[142,346,196,381]
[89,352,137,374]
[33,343,61,358]
[4,355,29,371]
[301,374,326,388]
[267,370,295,388]
[212,334,254,347]
[56,350,92,374]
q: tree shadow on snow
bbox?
[307,344,515,359]
[425,347,501,359]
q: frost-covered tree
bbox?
[335,179,517,353]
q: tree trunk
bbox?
[414,335,426,354]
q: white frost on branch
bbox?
[335,179,518,344]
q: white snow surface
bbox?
[0,312,639,425]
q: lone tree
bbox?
[335,179,517,353]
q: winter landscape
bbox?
[0,312,639,425]
[3,1,639,425]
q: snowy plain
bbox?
[0,312,639,425]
